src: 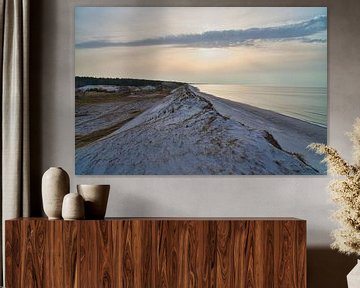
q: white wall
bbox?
[31,0,360,248]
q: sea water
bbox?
[194,84,327,127]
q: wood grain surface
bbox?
[5,218,306,287]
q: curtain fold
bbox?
[0,0,30,284]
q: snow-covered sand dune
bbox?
[76,85,324,175]
[191,86,327,173]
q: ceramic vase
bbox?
[347,259,360,288]
[42,167,70,219]
[77,184,110,219]
[62,192,85,220]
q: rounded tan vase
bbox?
[62,192,85,220]
[42,167,70,219]
[77,184,110,219]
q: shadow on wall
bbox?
[308,248,357,288]
[108,192,183,217]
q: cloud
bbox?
[76,15,327,49]
[300,38,327,43]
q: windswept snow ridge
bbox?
[76,85,319,175]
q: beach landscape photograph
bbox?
[75,7,327,175]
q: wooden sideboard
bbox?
[5,218,306,287]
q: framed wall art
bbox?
[75,7,327,175]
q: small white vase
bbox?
[42,167,70,219]
[62,192,85,220]
[77,184,110,219]
[347,260,360,288]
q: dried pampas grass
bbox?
[309,118,360,256]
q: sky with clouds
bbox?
[75,7,327,87]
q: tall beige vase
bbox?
[77,184,110,219]
[42,167,70,219]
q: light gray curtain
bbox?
[0,0,30,284]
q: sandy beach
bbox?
[192,86,327,173]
